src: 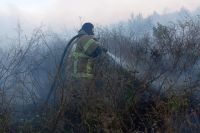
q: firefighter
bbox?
[64,22,107,132]
[70,22,107,79]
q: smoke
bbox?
[1,1,200,48]
[1,0,200,34]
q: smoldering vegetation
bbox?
[1,14,200,132]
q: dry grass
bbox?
[1,17,200,132]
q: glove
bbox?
[103,48,108,53]
[93,37,100,41]
[102,47,108,53]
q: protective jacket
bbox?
[70,30,106,79]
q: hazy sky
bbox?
[0,0,200,30]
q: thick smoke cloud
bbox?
[0,0,200,48]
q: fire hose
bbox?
[44,34,84,105]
